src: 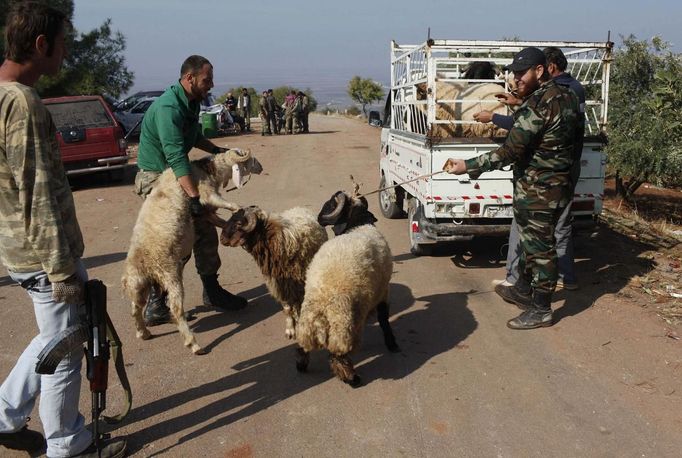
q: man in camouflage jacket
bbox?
[0,3,126,457]
[443,47,579,330]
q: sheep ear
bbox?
[228,148,251,163]
[242,207,259,232]
[318,191,347,226]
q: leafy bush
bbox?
[606,36,682,198]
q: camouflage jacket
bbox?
[0,82,84,281]
[464,79,579,209]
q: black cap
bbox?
[504,47,546,72]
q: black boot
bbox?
[143,284,172,326]
[201,274,247,311]
[507,290,553,330]
[495,277,532,310]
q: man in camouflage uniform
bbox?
[443,47,579,329]
[0,3,126,457]
[135,55,248,327]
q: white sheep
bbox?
[121,149,263,355]
[218,206,328,340]
[295,191,400,387]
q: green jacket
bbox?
[137,83,206,178]
[465,79,579,210]
[0,82,84,281]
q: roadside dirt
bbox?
[1,115,680,457]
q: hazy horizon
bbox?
[73,0,682,106]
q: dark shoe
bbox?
[143,285,171,327]
[201,274,247,311]
[0,422,45,453]
[71,437,127,458]
[507,290,553,330]
[495,278,531,310]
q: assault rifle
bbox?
[36,279,132,454]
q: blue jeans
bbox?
[506,202,576,285]
[0,260,92,457]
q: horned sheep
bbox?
[218,206,328,340]
[121,149,263,355]
[295,191,400,387]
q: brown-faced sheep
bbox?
[218,206,328,340]
[121,149,262,355]
[295,191,400,387]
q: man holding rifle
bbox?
[0,3,126,457]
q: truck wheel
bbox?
[379,176,405,219]
[407,199,433,256]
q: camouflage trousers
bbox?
[514,204,566,293]
[134,170,221,276]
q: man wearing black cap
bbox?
[474,47,586,294]
[442,47,579,330]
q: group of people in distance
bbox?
[259,88,310,135]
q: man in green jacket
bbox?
[134,55,247,326]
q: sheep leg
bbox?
[377,301,400,353]
[329,353,362,388]
[166,283,205,355]
[283,306,296,339]
[295,346,309,372]
[130,284,151,340]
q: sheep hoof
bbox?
[193,347,209,355]
[285,329,296,340]
[137,330,152,340]
[346,375,363,388]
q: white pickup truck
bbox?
[378,39,613,255]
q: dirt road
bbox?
[2,115,680,457]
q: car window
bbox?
[131,100,153,114]
[46,100,115,130]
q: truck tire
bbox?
[407,199,433,256]
[379,176,405,219]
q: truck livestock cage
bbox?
[378,39,613,255]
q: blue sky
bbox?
[73,0,681,105]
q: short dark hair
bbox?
[180,55,211,77]
[4,2,68,63]
[543,47,568,72]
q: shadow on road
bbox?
[553,225,656,323]
[355,283,477,384]
[117,282,476,454]
[69,166,136,191]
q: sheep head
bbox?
[219,206,264,247]
[212,148,263,189]
[317,191,377,236]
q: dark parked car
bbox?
[43,95,130,179]
[114,90,163,112]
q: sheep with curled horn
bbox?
[219,205,328,341]
[121,148,263,355]
[295,190,400,387]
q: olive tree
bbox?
[347,76,384,116]
[606,35,682,198]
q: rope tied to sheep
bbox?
[350,171,448,198]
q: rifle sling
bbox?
[102,313,132,424]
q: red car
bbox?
[43,95,130,179]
